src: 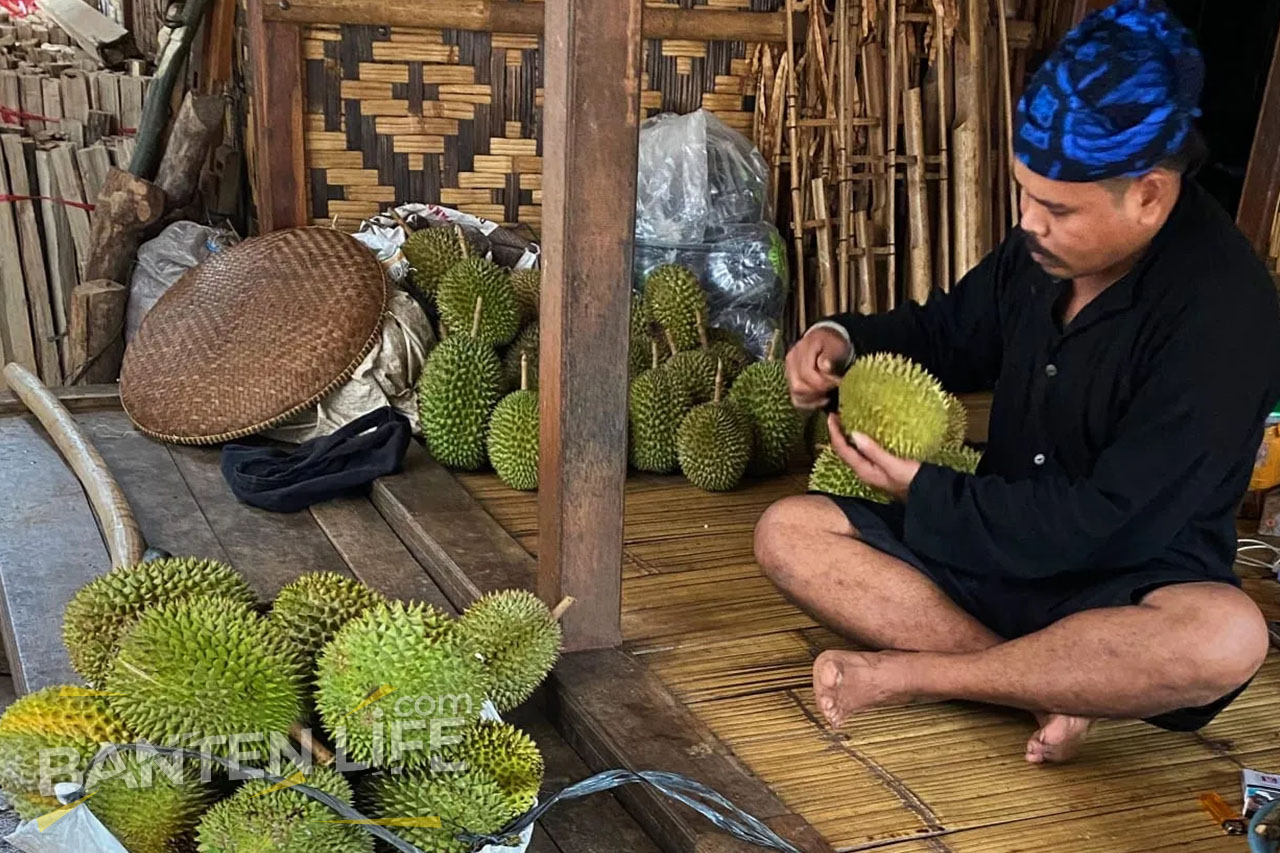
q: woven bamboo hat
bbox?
[121,227,388,445]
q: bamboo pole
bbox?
[854,208,875,314]
[996,0,1018,229]
[884,0,899,310]
[784,0,807,332]
[812,177,837,315]
[931,0,952,289]
[903,86,932,304]
[836,0,852,314]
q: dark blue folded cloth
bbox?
[220,407,411,513]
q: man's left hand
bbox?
[827,413,922,502]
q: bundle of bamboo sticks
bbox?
[767,0,1074,335]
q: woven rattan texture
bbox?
[120,228,388,445]
[303,2,780,229]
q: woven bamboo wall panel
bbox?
[302,8,779,229]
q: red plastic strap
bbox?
[0,0,36,18]
[0,105,60,124]
[0,193,95,211]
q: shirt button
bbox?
[1045,363,1058,377]
[1033,453,1046,466]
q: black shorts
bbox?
[824,494,1251,732]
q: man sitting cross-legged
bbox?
[754,0,1280,764]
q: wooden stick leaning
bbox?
[995,0,1018,229]
[884,0,899,310]
[931,0,952,289]
[784,0,807,332]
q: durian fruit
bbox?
[729,332,801,475]
[106,596,303,750]
[662,335,717,408]
[510,269,541,325]
[628,342,682,475]
[443,720,543,813]
[437,258,519,347]
[418,298,504,470]
[363,766,514,853]
[488,354,540,491]
[502,321,539,392]
[928,443,982,475]
[402,226,471,299]
[808,446,891,503]
[269,573,388,665]
[838,353,949,460]
[705,326,752,383]
[315,602,490,769]
[196,764,372,853]
[676,363,753,492]
[458,590,562,713]
[86,751,211,853]
[942,392,968,450]
[628,292,659,378]
[63,557,256,689]
[0,687,132,819]
[643,265,707,351]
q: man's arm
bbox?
[901,301,1280,579]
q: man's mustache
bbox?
[1025,234,1064,267]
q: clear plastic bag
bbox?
[634,109,771,245]
[126,222,238,342]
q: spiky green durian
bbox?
[363,767,514,853]
[269,573,388,666]
[315,602,489,769]
[510,269,541,325]
[628,344,682,474]
[629,292,658,378]
[676,366,752,492]
[942,392,968,450]
[705,328,752,382]
[402,227,471,299]
[663,348,717,408]
[644,265,707,351]
[458,590,562,713]
[443,721,543,813]
[63,557,256,689]
[0,687,132,819]
[106,596,303,750]
[729,340,801,476]
[197,764,371,853]
[437,258,518,346]
[501,322,539,393]
[488,356,539,492]
[808,447,890,503]
[86,750,211,853]
[838,353,948,460]
[927,443,982,475]
[418,306,504,471]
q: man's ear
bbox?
[1132,169,1178,225]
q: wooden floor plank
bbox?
[82,411,228,562]
[167,444,351,600]
[0,416,109,692]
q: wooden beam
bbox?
[537,0,641,652]
[246,0,306,231]
[261,0,801,44]
[0,384,121,416]
[1239,27,1280,256]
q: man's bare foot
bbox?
[1025,713,1094,764]
[812,650,907,729]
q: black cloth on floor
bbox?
[221,407,411,512]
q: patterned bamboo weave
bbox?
[120,228,388,445]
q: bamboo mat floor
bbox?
[457,471,1280,852]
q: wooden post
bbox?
[246,0,306,231]
[538,0,642,652]
[67,280,127,385]
[1239,27,1280,257]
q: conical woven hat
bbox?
[121,227,388,445]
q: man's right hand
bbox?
[786,326,851,409]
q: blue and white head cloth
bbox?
[1013,0,1204,182]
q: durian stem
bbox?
[695,309,709,350]
[767,329,782,362]
[520,352,530,392]
[650,339,661,371]
[551,596,576,621]
[713,358,724,404]
[664,328,679,357]
[290,721,336,767]
[471,296,484,339]
[454,223,469,258]
[389,208,411,233]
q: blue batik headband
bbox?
[1013,0,1204,182]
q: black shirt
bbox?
[827,179,1280,582]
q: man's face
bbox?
[1013,160,1162,280]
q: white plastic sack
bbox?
[263,287,435,443]
[126,221,238,343]
[4,783,128,853]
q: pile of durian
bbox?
[809,352,983,501]
[0,558,562,853]
[404,222,804,494]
